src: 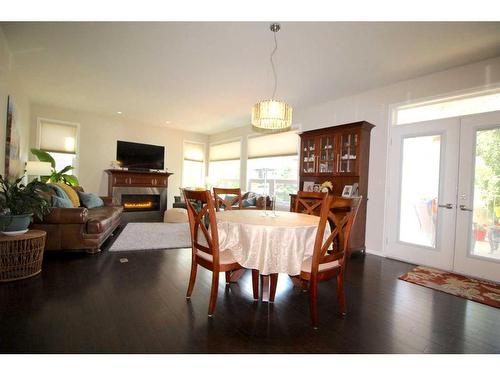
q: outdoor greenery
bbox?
[0,175,51,219]
[31,148,79,186]
[475,128,500,220]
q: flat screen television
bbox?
[116,141,165,171]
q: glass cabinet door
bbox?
[318,135,335,173]
[338,132,359,174]
[302,137,317,174]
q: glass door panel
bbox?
[454,111,500,282]
[386,117,459,271]
[302,138,316,174]
[469,127,500,261]
[318,135,335,173]
[399,135,441,248]
[339,133,358,174]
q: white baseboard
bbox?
[365,248,385,258]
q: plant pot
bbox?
[0,213,33,236]
[474,228,486,241]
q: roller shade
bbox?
[209,140,241,161]
[248,131,298,159]
[184,141,205,162]
[39,120,78,154]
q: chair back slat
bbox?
[213,187,243,211]
[183,189,220,262]
[294,191,326,215]
[310,195,362,274]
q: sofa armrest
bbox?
[100,196,115,206]
[38,207,89,224]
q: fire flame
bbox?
[124,202,153,209]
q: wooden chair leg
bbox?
[301,279,309,292]
[186,260,198,299]
[309,277,319,329]
[337,273,346,316]
[269,273,278,302]
[225,271,231,284]
[208,271,220,317]
[251,269,259,300]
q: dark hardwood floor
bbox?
[1,239,499,353]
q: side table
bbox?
[0,230,47,282]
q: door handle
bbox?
[438,203,454,209]
[459,204,473,212]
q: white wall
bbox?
[209,56,500,256]
[29,103,208,208]
[297,56,500,256]
[0,28,31,178]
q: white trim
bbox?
[36,117,80,175]
[389,83,500,126]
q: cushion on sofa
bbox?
[48,183,70,200]
[86,206,123,234]
[78,191,104,209]
[55,182,80,207]
[52,195,74,208]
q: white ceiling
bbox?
[2,22,500,134]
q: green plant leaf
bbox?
[63,175,79,186]
[31,148,56,168]
[59,165,74,174]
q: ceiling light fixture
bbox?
[251,23,292,131]
[117,111,123,115]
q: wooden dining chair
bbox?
[294,191,326,216]
[183,189,258,317]
[213,187,243,212]
[299,195,362,328]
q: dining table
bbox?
[216,209,329,302]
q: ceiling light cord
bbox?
[270,30,278,100]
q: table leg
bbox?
[229,269,246,282]
[261,275,270,302]
[261,273,278,303]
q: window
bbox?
[393,88,500,125]
[247,131,299,210]
[38,119,78,172]
[182,141,205,188]
[208,140,241,188]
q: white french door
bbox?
[386,118,460,270]
[386,111,500,282]
[453,112,500,282]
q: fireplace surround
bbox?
[105,169,173,222]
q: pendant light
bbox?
[251,23,293,131]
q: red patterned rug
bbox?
[399,266,500,309]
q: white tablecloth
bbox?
[216,210,325,276]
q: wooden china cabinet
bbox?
[290,121,375,254]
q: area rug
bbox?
[109,222,191,252]
[399,266,500,308]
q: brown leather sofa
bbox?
[32,196,123,254]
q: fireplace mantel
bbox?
[105,169,173,222]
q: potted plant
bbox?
[31,148,79,186]
[0,175,51,235]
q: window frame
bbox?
[208,136,243,188]
[36,117,80,174]
[182,140,206,188]
[390,85,500,127]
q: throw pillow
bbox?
[55,182,81,207]
[47,183,70,200]
[52,195,74,208]
[77,191,104,209]
[242,196,257,207]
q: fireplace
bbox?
[105,169,172,223]
[122,194,161,212]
